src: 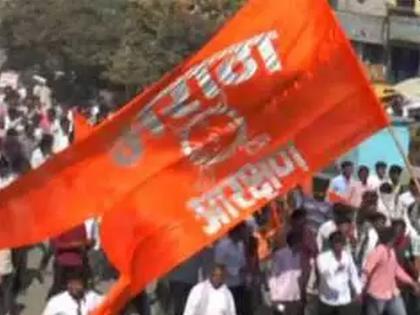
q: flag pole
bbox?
[387,124,420,192]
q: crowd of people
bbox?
[160,160,420,315]
[0,70,111,315]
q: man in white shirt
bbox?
[0,249,15,315]
[214,226,249,315]
[350,166,375,208]
[316,204,354,253]
[377,182,398,221]
[169,248,213,315]
[269,232,304,315]
[396,179,419,237]
[183,264,236,315]
[368,161,388,190]
[388,165,403,195]
[328,161,357,202]
[317,231,362,315]
[42,268,103,315]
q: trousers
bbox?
[365,295,407,315]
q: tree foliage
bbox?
[0,0,244,90]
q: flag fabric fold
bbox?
[0,0,378,249]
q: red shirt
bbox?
[51,225,87,267]
[363,244,414,300]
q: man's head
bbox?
[392,219,406,238]
[375,161,387,179]
[357,165,369,184]
[229,224,245,243]
[335,215,353,237]
[290,208,307,229]
[377,227,396,247]
[332,203,353,218]
[341,161,354,179]
[389,165,403,186]
[368,212,387,231]
[329,231,346,256]
[360,191,378,214]
[65,269,87,300]
[209,264,226,289]
[379,182,393,195]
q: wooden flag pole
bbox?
[387,124,420,279]
[387,124,420,192]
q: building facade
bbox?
[331,0,420,82]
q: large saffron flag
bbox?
[89,1,388,314]
[0,0,385,288]
[0,0,376,247]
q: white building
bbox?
[331,0,420,82]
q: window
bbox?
[396,0,415,8]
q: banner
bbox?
[0,0,385,249]
[90,1,388,314]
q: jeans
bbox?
[273,301,304,315]
[401,289,420,315]
[318,301,354,315]
[365,295,407,315]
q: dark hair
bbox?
[377,227,395,245]
[375,161,387,169]
[341,161,353,169]
[379,182,393,194]
[367,212,387,224]
[335,215,352,225]
[65,268,87,285]
[389,165,403,175]
[329,231,346,245]
[332,203,353,216]
[290,208,306,222]
[358,165,369,173]
[211,263,226,274]
[391,219,406,230]
[6,128,18,137]
[286,231,302,247]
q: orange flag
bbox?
[91,1,388,313]
[0,0,385,249]
[327,190,351,204]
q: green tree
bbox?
[0,0,244,91]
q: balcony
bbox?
[389,0,417,16]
